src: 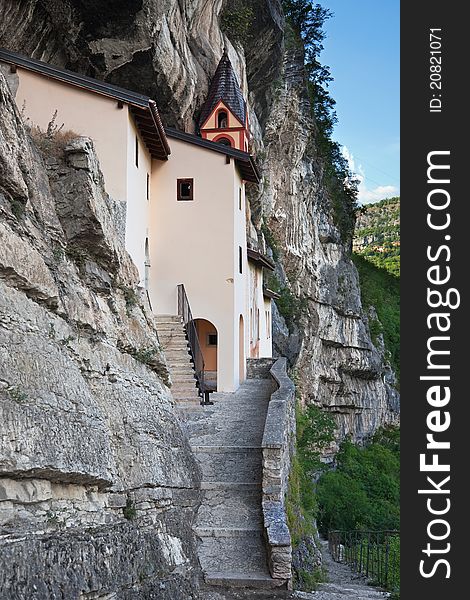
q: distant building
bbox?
[0,48,275,394]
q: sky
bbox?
[319,0,400,204]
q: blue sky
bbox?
[319,0,400,204]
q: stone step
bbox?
[159,334,186,341]
[198,531,269,575]
[195,526,263,538]
[172,381,199,391]
[171,370,197,378]
[166,354,193,362]
[200,482,261,491]
[196,485,263,529]
[204,572,284,589]
[156,314,182,322]
[172,376,197,385]
[158,327,185,334]
[162,343,191,352]
[193,447,262,484]
[164,347,192,355]
[172,392,200,401]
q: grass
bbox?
[29,110,79,159]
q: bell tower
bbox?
[199,50,249,152]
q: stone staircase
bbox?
[156,315,201,407]
[184,377,284,590]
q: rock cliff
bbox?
[0,71,201,598]
[0,1,400,596]
[0,0,399,447]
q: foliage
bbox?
[286,402,335,588]
[117,285,139,316]
[6,386,29,404]
[267,273,307,329]
[261,222,280,261]
[316,427,400,535]
[287,403,336,545]
[220,0,255,44]
[354,197,400,277]
[132,346,158,366]
[123,498,137,521]
[282,1,358,241]
[353,254,400,381]
[9,198,26,220]
[29,110,78,158]
[344,534,400,595]
[65,245,87,268]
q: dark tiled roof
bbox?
[165,128,260,183]
[0,47,170,160]
[199,50,247,128]
[247,248,275,271]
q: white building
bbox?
[0,47,277,394]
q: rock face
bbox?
[0,72,201,598]
[0,1,400,594]
[0,0,399,447]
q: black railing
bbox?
[328,530,400,592]
[177,284,207,403]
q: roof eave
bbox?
[165,127,260,183]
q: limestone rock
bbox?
[0,71,200,598]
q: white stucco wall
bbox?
[11,67,153,283]
[150,138,248,392]
[260,297,273,357]
[248,262,273,359]
[13,68,128,203]
[126,118,152,285]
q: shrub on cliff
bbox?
[282,1,358,242]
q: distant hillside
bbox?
[354,197,400,277]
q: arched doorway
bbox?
[239,315,245,383]
[194,319,218,391]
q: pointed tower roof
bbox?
[199,50,247,128]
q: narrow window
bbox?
[250,308,253,343]
[177,178,194,201]
[135,135,139,167]
[239,188,242,210]
[257,309,260,341]
[146,173,150,200]
[239,246,243,274]
[218,110,228,128]
[207,333,218,346]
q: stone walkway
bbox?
[183,377,283,589]
[308,540,390,600]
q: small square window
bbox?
[207,333,218,346]
[177,178,194,201]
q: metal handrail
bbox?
[177,284,206,401]
[328,530,400,592]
